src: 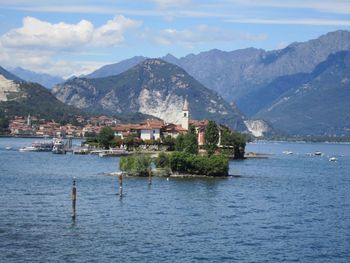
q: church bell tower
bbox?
[181,97,189,130]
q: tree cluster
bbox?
[167,151,229,176]
[220,127,246,159]
[119,154,152,176]
[174,125,198,154]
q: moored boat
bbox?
[52,138,66,154]
[19,141,53,152]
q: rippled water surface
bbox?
[1,138,350,262]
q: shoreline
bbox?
[2,135,350,144]
[102,171,235,179]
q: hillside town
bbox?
[8,98,213,145]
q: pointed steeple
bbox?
[181,96,189,130]
[182,96,189,111]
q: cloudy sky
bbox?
[0,0,349,78]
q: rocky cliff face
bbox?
[0,74,21,102]
[244,120,272,137]
[53,59,247,131]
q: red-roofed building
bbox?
[113,119,164,140]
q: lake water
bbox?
[0,138,350,262]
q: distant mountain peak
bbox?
[9,67,64,89]
[0,66,23,82]
[53,59,247,131]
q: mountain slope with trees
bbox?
[0,66,84,125]
[85,30,350,117]
[52,59,247,131]
[255,51,350,136]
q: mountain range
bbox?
[3,30,350,137]
[52,59,247,131]
[256,51,350,136]
[0,66,82,123]
[9,67,65,89]
[78,30,350,136]
[85,30,350,112]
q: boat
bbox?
[314,151,323,156]
[52,138,66,154]
[19,141,53,152]
[19,146,40,152]
[5,146,12,150]
[329,157,337,162]
[283,151,293,155]
[32,141,53,152]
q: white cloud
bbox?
[92,15,142,46]
[225,0,350,14]
[0,49,107,78]
[144,25,267,47]
[0,15,141,77]
[1,17,93,51]
[0,15,141,52]
[225,18,350,26]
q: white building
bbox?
[140,128,161,140]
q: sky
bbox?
[0,0,349,78]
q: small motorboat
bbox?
[283,151,293,155]
[314,151,322,156]
[19,146,40,152]
[329,157,337,162]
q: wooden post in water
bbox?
[119,173,123,198]
[72,178,76,220]
[148,168,152,185]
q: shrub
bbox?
[154,151,170,168]
[120,154,152,176]
[175,134,185,151]
[169,151,229,176]
[162,135,176,151]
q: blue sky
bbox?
[0,0,349,77]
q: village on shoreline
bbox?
[3,99,252,177]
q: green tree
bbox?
[204,120,219,156]
[175,134,185,151]
[120,154,152,176]
[221,128,246,159]
[162,135,176,151]
[97,127,115,149]
[0,117,9,134]
[183,125,198,154]
[232,132,246,159]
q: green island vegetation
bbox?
[120,154,152,177]
[117,120,247,177]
